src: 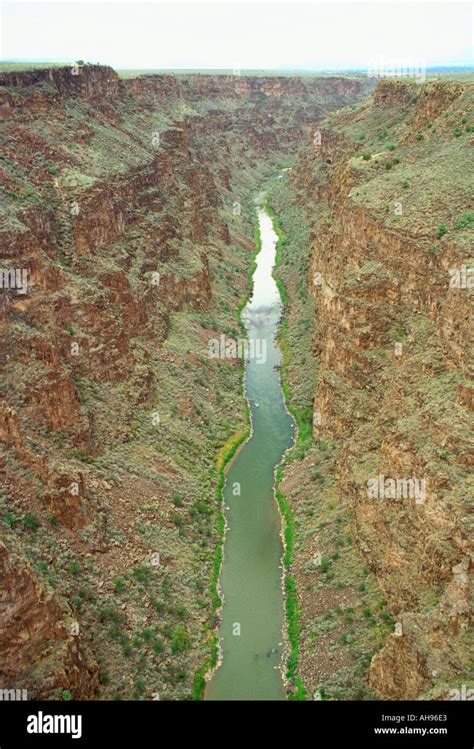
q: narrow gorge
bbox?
[0,66,471,702]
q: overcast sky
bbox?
[1,1,472,71]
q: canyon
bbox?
[0,65,471,701]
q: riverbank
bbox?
[193,217,261,699]
[266,173,393,700]
[267,197,311,700]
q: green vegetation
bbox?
[267,202,313,444]
[341,82,473,249]
[455,211,474,229]
[171,624,190,654]
[24,512,39,530]
[236,220,261,322]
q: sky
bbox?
[1,1,472,71]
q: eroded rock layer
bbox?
[269,78,472,700]
[0,65,369,699]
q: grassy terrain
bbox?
[328,80,474,249]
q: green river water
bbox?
[205,206,295,700]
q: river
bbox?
[205,205,295,700]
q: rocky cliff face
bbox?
[5,65,468,702]
[0,65,369,699]
[272,78,472,699]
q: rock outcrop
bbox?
[282,77,472,699]
[0,65,369,699]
